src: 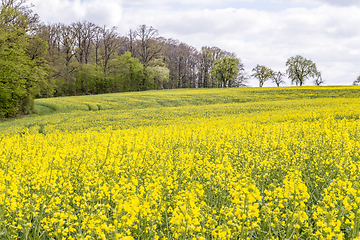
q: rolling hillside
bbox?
[1,86,360,239]
[1,86,359,135]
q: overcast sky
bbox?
[29,0,360,87]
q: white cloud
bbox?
[122,0,255,5]
[277,0,360,7]
[29,0,360,86]
[31,0,123,26]
[119,5,360,85]
[310,0,360,6]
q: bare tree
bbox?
[314,71,324,86]
[230,59,247,87]
[187,46,200,88]
[211,46,236,60]
[161,38,179,88]
[102,26,121,76]
[198,46,214,88]
[272,71,285,87]
[136,25,162,66]
[37,23,62,56]
[93,26,102,66]
[127,29,137,57]
[35,23,66,85]
[353,75,360,85]
[59,24,76,83]
[71,21,96,64]
[179,44,199,88]
[169,42,190,88]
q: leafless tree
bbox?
[102,26,121,75]
[230,59,247,87]
[198,46,214,88]
[71,21,96,64]
[127,29,137,57]
[272,71,286,87]
[314,71,324,86]
[37,23,61,55]
[136,25,162,66]
[59,24,76,83]
[161,39,200,89]
[93,26,102,66]
[353,76,360,85]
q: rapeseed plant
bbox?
[1,87,360,239]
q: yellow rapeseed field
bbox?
[1,86,360,239]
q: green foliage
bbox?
[0,5,48,119]
[251,64,274,87]
[74,63,104,94]
[286,55,318,86]
[108,52,144,92]
[147,65,170,90]
[47,51,170,96]
[211,57,239,87]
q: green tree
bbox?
[211,57,240,87]
[108,52,144,92]
[0,3,48,119]
[251,64,274,87]
[147,65,170,90]
[286,55,318,86]
[74,63,104,94]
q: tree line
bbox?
[2,0,358,119]
[1,0,249,119]
[35,22,248,95]
[252,55,324,88]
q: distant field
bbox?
[1,86,360,239]
[1,86,360,135]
